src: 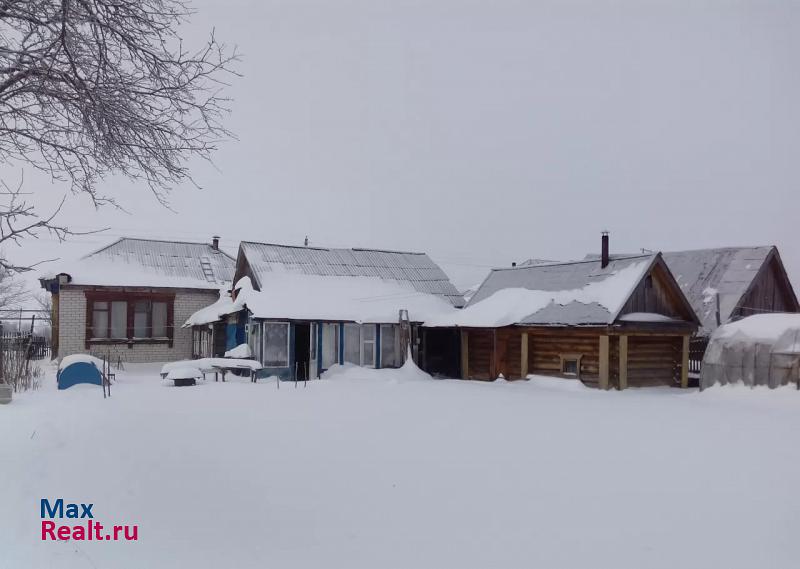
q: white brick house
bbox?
[40,238,234,363]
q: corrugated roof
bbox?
[462,254,654,326]
[662,247,774,336]
[56,238,235,288]
[239,241,465,307]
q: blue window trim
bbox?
[375,324,381,369]
[316,322,323,378]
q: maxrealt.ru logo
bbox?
[40,499,139,541]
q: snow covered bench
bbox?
[160,358,263,383]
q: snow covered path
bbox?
[2,363,800,568]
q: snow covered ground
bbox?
[2,362,800,568]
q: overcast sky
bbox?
[12,0,800,296]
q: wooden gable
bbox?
[616,255,699,325]
[232,246,259,294]
[732,248,799,320]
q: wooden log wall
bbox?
[495,328,522,379]
[626,335,681,387]
[525,328,602,380]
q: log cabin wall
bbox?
[524,328,603,381]
[495,327,522,379]
[626,335,682,387]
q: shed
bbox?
[426,245,699,389]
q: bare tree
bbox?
[0,263,28,309]
[0,0,238,269]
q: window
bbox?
[92,302,109,339]
[344,323,361,364]
[132,300,168,338]
[134,301,148,337]
[262,322,289,367]
[248,322,262,362]
[86,293,173,345]
[192,326,213,358]
[152,302,167,337]
[380,324,400,368]
[361,324,376,368]
[91,300,127,339]
[559,353,583,377]
[321,323,339,368]
[342,324,377,367]
[110,301,127,338]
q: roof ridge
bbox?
[665,245,774,254]
[241,240,426,256]
[491,253,654,272]
[83,236,225,259]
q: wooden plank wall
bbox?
[735,256,798,318]
[466,329,494,380]
[619,263,685,319]
[626,336,681,387]
[495,328,522,379]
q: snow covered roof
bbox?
[239,241,465,307]
[662,247,782,336]
[427,254,656,328]
[42,238,235,289]
[185,273,458,326]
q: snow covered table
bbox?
[165,367,202,387]
[160,358,263,383]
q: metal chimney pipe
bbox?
[212,235,220,250]
[601,231,610,268]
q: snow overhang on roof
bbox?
[425,255,654,328]
[239,241,465,308]
[41,237,236,290]
[185,273,460,326]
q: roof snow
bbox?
[710,313,800,344]
[185,273,458,326]
[42,238,235,289]
[239,241,465,307]
[426,255,653,327]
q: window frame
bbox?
[379,324,400,368]
[361,324,376,368]
[85,291,175,348]
[321,322,340,369]
[559,353,583,378]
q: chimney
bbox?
[601,231,610,268]
[211,235,220,250]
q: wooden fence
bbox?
[689,337,708,374]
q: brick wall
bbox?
[57,287,219,363]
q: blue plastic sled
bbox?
[58,361,103,390]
